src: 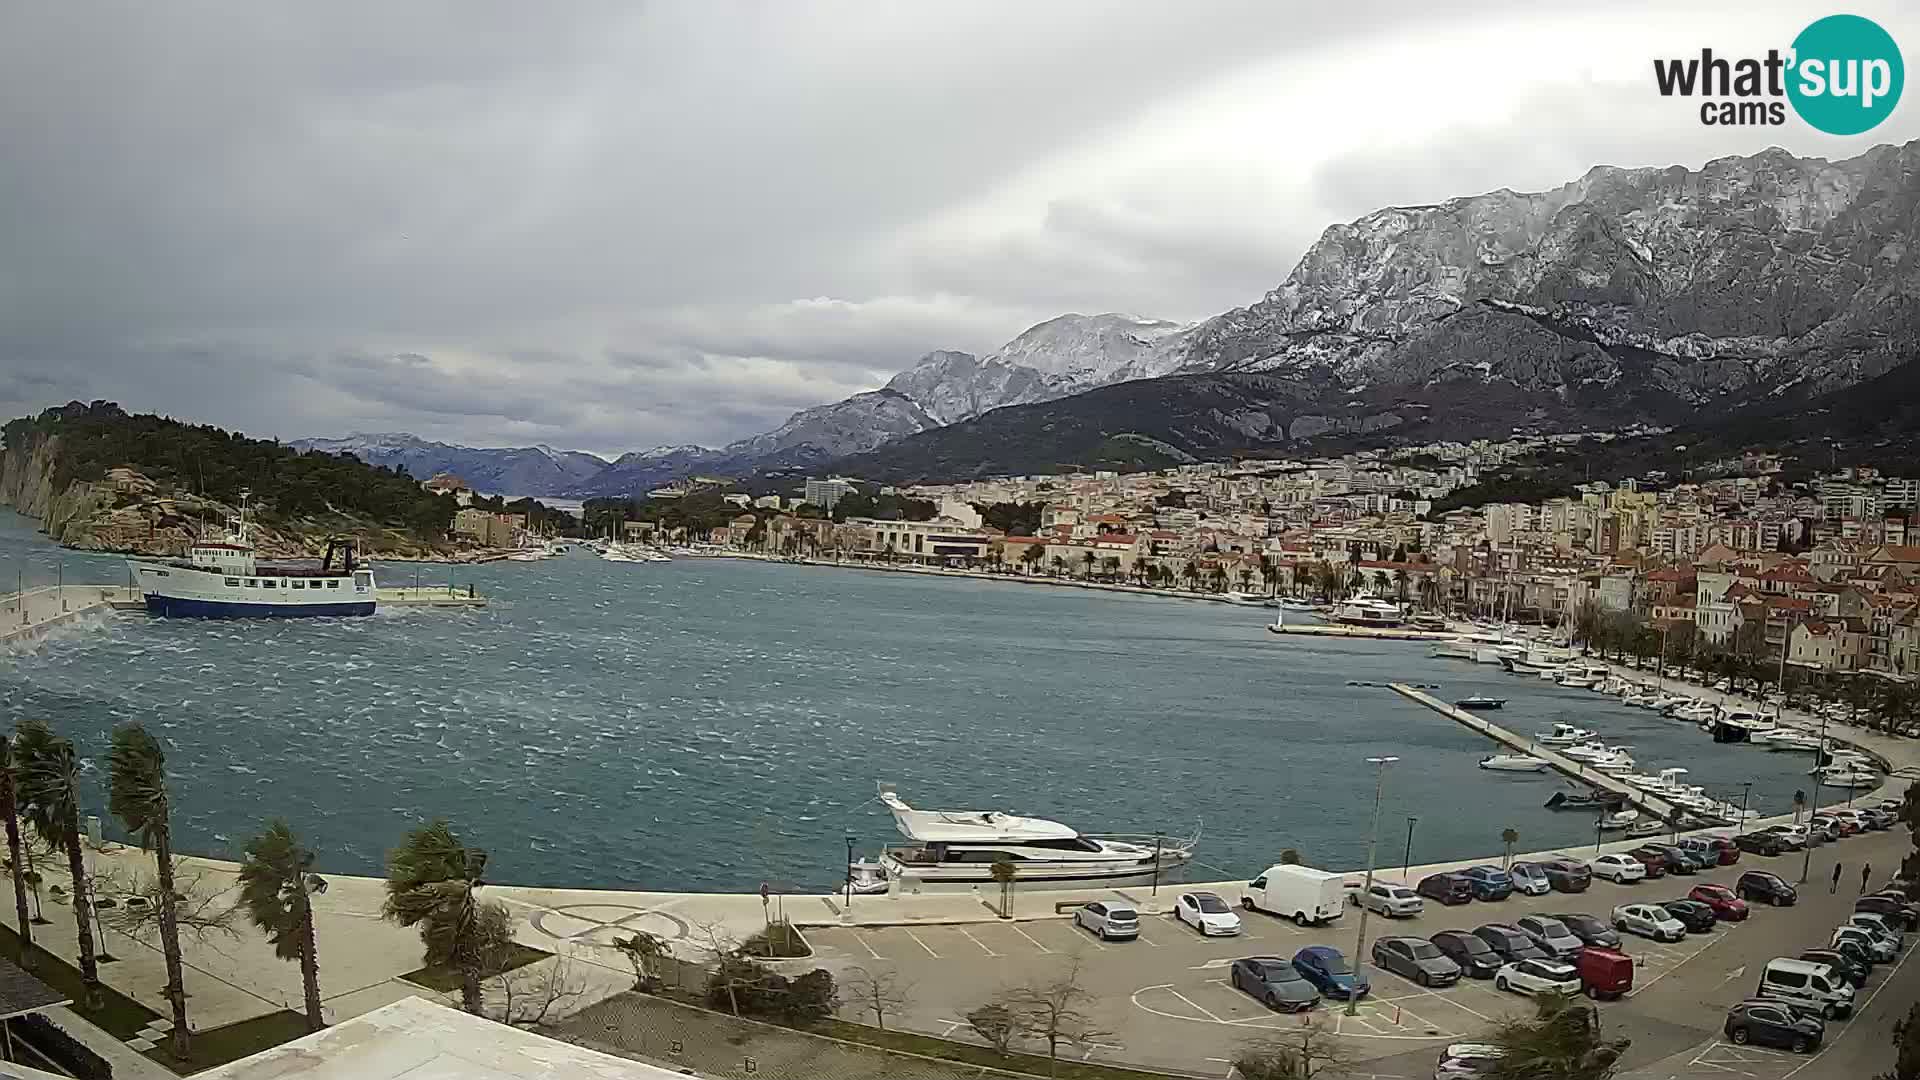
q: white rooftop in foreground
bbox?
[197,996,692,1080]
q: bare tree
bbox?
[966,999,1022,1057]
[612,930,669,991]
[1005,959,1114,1075]
[845,966,912,1030]
[688,919,748,1016]
[487,954,590,1028]
[1234,1023,1353,1079]
[98,864,239,943]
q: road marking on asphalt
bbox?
[1190,958,1234,970]
[957,927,999,957]
[1008,924,1055,954]
[1718,964,1748,985]
[902,929,940,958]
[1779,929,1919,1080]
[852,932,884,960]
[1164,987,1226,1023]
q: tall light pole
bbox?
[1800,711,1831,884]
[1401,817,1418,883]
[844,834,855,909]
[1349,755,1398,1016]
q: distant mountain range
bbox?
[303,139,1920,493]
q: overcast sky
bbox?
[4,1,1919,456]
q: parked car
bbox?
[1174,892,1243,936]
[1613,903,1686,942]
[1293,945,1370,1000]
[1847,913,1905,949]
[1505,862,1553,897]
[1735,832,1787,857]
[1811,813,1856,838]
[1648,844,1702,875]
[1418,873,1476,906]
[1494,958,1582,997]
[1827,935,1879,973]
[1737,871,1798,907]
[1679,835,1740,866]
[1831,925,1897,963]
[1574,946,1633,1000]
[1758,957,1856,1019]
[1359,882,1426,919]
[1856,894,1920,931]
[1762,824,1809,850]
[1535,856,1592,892]
[1725,999,1824,1054]
[1433,1043,1504,1079]
[1623,847,1670,879]
[1589,853,1648,884]
[1661,898,1719,933]
[1797,949,1869,989]
[1553,912,1622,949]
[1229,955,1320,1012]
[1514,915,1583,959]
[1472,923,1547,963]
[1458,866,1515,901]
[1371,936,1461,987]
[1832,810,1875,834]
[1430,930,1504,979]
[1689,883,1750,922]
[1073,902,1139,941]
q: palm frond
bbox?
[237,820,313,962]
[13,721,78,848]
[107,724,170,850]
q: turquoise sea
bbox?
[0,510,1822,892]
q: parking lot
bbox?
[803,822,1916,1077]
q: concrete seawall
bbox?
[0,584,130,645]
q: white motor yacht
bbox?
[1817,764,1881,790]
[1328,592,1404,628]
[1558,673,1598,689]
[1534,724,1598,746]
[1479,754,1550,773]
[1598,808,1640,830]
[1589,752,1636,774]
[875,788,1195,891]
[1766,731,1825,753]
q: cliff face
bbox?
[0,431,447,558]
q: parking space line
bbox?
[1008,924,1055,954]
[902,929,940,958]
[1165,987,1226,1023]
[956,927,999,957]
[851,932,884,960]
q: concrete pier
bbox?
[1268,622,1456,642]
[375,586,489,608]
[0,585,131,645]
[1389,682,1685,820]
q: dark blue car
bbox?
[1458,865,1514,901]
[1292,945,1371,1000]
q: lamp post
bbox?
[843,834,855,909]
[1349,755,1398,1017]
[1401,817,1418,883]
[1800,712,1830,884]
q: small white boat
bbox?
[1818,764,1881,790]
[1558,674,1598,689]
[1223,591,1269,606]
[1589,752,1636,774]
[1623,693,1662,709]
[1626,819,1667,838]
[1535,724,1597,747]
[847,857,890,895]
[1455,696,1507,710]
[1767,731,1825,753]
[1480,754,1550,773]
[1599,809,1640,830]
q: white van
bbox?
[1243,864,1345,926]
[1756,958,1855,1019]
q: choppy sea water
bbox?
[0,510,1823,892]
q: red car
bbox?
[1688,882,1751,921]
[1624,846,1670,879]
[1699,836,1742,866]
[1574,945,1634,1000]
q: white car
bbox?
[1359,883,1425,918]
[1763,824,1810,849]
[1832,925,1896,962]
[1174,891,1243,936]
[1613,903,1686,943]
[1591,854,1648,884]
[1493,958,1582,997]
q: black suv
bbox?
[1734,832,1786,856]
[1661,899,1718,933]
[1535,856,1592,892]
[1429,930,1503,978]
[1471,923,1546,963]
[1724,999,1823,1054]
[1553,912,1621,949]
[1418,873,1475,906]
[1736,870,1797,907]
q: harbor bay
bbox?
[0,510,1828,894]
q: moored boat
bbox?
[1479,754,1549,773]
[1455,696,1507,710]
[128,493,376,618]
[875,788,1195,891]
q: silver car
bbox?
[1360,883,1426,918]
[1073,901,1139,941]
[1515,915,1583,959]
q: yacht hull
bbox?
[879,858,1192,892]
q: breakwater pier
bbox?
[0,584,138,645]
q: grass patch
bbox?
[145,1010,311,1074]
[0,919,159,1040]
[816,1018,1184,1080]
[400,942,550,991]
[738,920,811,959]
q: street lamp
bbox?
[1401,817,1418,883]
[1800,712,1831,884]
[844,834,855,909]
[1349,755,1398,1017]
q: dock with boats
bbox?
[1389,682,1685,821]
[1267,622,1457,642]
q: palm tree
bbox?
[238,821,329,1032]
[1079,551,1095,579]
[1049,555,1066,578]
[107,724,190,1057]
[1500,828,1520,870]
[0,734,33,969]
[1020,543,1046,575]
[13,720,100,1008]
[383,820,508,1014]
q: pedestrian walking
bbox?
[1832,862,1843,894]
[1862,863,1872,893]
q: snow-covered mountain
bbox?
[290,433,608,495]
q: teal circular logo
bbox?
[1788,14,1903,135]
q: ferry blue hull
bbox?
[143,595,376,619]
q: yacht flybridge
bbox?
[875,788,1195,892]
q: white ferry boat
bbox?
[127,495,375,618]
[874,788,1195,892]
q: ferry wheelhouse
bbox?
[128,496,376,618]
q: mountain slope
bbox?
[289,433,608,495]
